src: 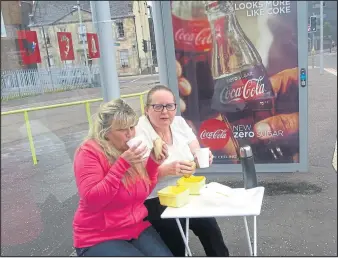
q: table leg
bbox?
[253,216,257,256]
[243,216,253,256]
[185,218,189,256]
[175,218,192,256]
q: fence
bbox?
[1,66,102,101]
[1,90,149,165]
[1,59,158,101]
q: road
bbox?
[308,51,337,71]
[1,67,337,256]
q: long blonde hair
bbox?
[84,98,149,187]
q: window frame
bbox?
[119,49,129,68]
[115,20,125,39]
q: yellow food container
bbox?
[177,175,206,195]
[157,186,190,208]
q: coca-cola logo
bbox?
[198,119,231,150]
[220,76,266,104]
[172,16,212,52]
[200,129,227,140]
[175,27,212,47]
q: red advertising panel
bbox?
[17,30,41,64]
[57,32,75,61]
[172,1,299,165]
[87,33,100,58]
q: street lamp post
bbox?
[76,1,92,83]
[148,40,153,75]
[320,1,324,75]
[41,26,51,68]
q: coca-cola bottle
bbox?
[205,1,293,163]
[171,1,217,128]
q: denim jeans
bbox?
[75,226,173,257]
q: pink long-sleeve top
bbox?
[72,139,159,248]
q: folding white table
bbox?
[161,186,265,257]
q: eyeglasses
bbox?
[149,103,177,112]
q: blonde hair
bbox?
[84,98,149,188]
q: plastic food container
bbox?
[177,176,206,195]
[157,186,190,208]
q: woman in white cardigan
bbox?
[135,85,229,257]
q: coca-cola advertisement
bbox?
[172,1,299,164]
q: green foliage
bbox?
[323,22,331,38]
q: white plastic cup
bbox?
[126,136,150,158]
[126,136,143,148]
[195,148,210,168]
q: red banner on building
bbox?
[87,33,100,58]
[57,32,75,61]
[17,30,41,65]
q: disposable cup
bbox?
[127,136,143,148]
[126,136,150,158]
[195,148,210,168]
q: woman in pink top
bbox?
[73,99,172,256]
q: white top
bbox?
[161,185,265,219]
[136,115,197,199]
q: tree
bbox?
[323,22,332,38]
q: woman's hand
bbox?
[209,150,214,165]
[160,160,195,177]
[150,143,169,165]
[121,141,148,165]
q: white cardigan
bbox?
[136,115,197,199]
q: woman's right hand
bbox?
[121,141,148,165]
[164,160,195,177]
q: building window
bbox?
[116,21,125,38]
[45,31,51,45]
[119,50,129,68]
[59,26,66,32]
[78,24,87,43]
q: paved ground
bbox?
[308,51,337,71]
[1,65,337,256]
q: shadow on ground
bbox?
[219,180,322,196]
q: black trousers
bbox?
[144,197,229,257]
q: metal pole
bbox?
[90,1,98,32]
[152,1,180,115]
[91,1,120,102]
[311,32,315,68]
[41,26,51,68]
[41,26,54,89]
[77,1,92,83]
[148,40,153,75]
[311,16,315,69]
[312,32,315,52]
[320,1,324,75]
[152,2,168,85]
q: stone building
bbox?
[29,1,152,76]
[1,1,35,71]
